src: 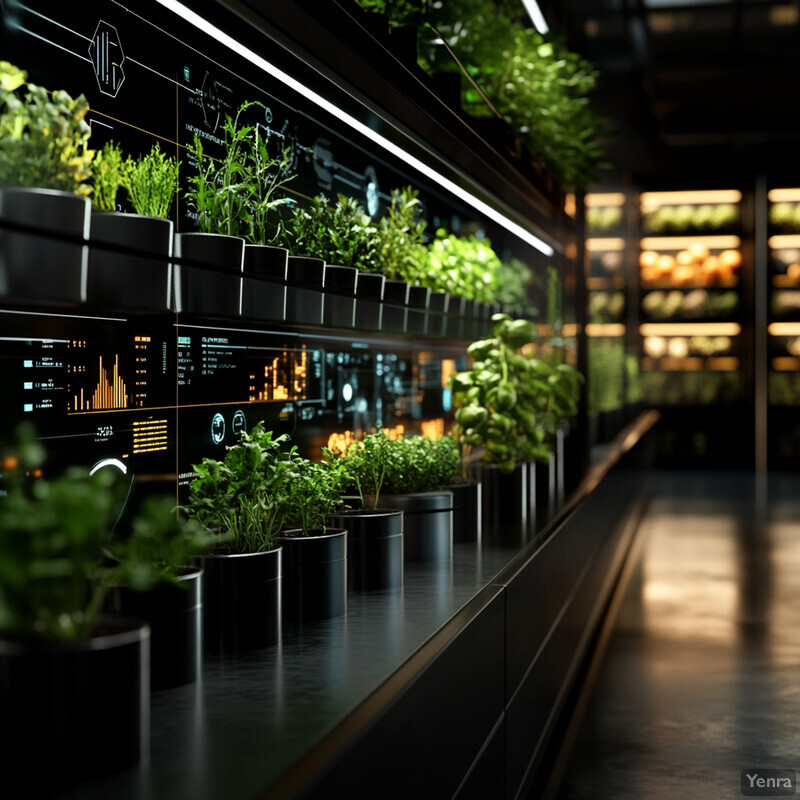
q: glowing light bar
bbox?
[153,0,554,257]
[640,322,741,336]
[768,235,800,249]
[585,192,625,208]
[586,324,626,337]
[769,188,800,203]
[773,357,800,371]
[90,458,128,476]
[640,190,741,206]
[587,237,625,252]
[521,0,549,34]
[769,323,800,336]
[640,235,740,251]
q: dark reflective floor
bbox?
[557,471,800,800]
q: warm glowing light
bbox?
[440,359,456,388]
[585,193,625,208]
[564,193,576,218]
[421,419,445,440]
[587,277,625,290]
[587,237,626,252]
[640,322,741,336]
[640,236,740,251]
[773,357,800,371]
[769,235,800,249]
[769,323,800,336]
[640,190,741,207]
[769,188,800,203]
[586,324,626,337]
[154,0,554,256]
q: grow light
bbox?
[768,188,800,203]
[768,235,800,249]
[153,0,554,257]
[768,323,800,336]
[586,324,626,337]
[640,322,741,336]
[639,235,740,251]
[587,237,625,252]
[520,0,549,34]
[585,193,625,207]
[639,190,741,208]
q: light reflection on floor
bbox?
[555,471,800,800]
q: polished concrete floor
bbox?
[556,470,800,800]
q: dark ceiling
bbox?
[544,0,800,187]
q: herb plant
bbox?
[376,186,429,282]
[0,424,212,643]
[281,448,345,535]
[0,61,94,194]
[121,142,181,218]
[185,101,294,244]
[91,140,124,211]
[424,228,502,302]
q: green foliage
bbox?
[496,257,533,310]
[377,186,429,282]
[281,449,345,534]
[424,228,502,301]
[334,431,461,507]
[587,339,625,414]
[0,61,94,194]
[0,424,209,643]
[121,142,180,218]
[91,140,124,211]
[185,101,294,243]
[353,0,427,26]
[284,194,382,270]
[450,314,582,472]
[419,1,608,188]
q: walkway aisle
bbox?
[556,471,800,799]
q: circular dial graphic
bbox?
[211,413,226,445]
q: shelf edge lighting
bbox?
[768,188,800,203]
[640,235,740,251]
[768,323,800,336]
[520,0,549,34]
[586,324,626,337]
[585,193,626,208]
[640,322,741,336]
[153,0,554,257]
[768,235,800,249]
[587,237,625,252]
[639,190,742,206]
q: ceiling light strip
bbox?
[520,0,549,34]
[154,0,554,257]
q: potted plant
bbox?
[277,446,348,622]
[0,424,204,790]
[335,430,456,563]
[186,422,287,652]
[88,140,181,311]
[0,60,94,305]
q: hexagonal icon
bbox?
[88,20,125,97]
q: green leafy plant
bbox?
[0,424,211,643]
[451,314,581,472]
[353,0,427,27]
[587,339,626,414]
[0,61,94,194]
[91,140,124,211]
[121,142,181,218]
[284,193,382,270]
[281,448,345,534]
[335,430,460,508]
[424,228,502,301]
[185,101,294,244]
[376,186,429,282]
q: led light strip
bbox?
[154,0,554,257]
[520,0,549,34]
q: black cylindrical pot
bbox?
[242,244,287,322]
[323,264,358,328]
[377,491,452,563]
[446,294,465,339]
[88,212,173,311]
[109,568,202,690]
[382,279,409,334]
[478,463,529,545]
[461,298,478,341]
[328,508,403,591]
[446,481,481,543]
[195,548,281,653]
[354,271,384,330]
[406,284,430,335]
[532,456,556,532]
[173,232,244,316]
[278,529,347,623]
[0,619,149,793]
[0,187,90,305]
[427,291,449,338]
[286,256,326,325]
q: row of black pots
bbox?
[0,187,516,338]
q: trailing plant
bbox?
[121,142,181,218]
[0,61,94,194]
[335,430,461,508]
[91,140,124,211]
[185,101,294,244]
[0,423,212,643]
[284,193,382,271]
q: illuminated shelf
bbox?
[768,235,800,249]
[640,235,741,251]
[641,322,741,336]
[769,189,800,203]
[768,323,800,336]
[641,277,739,290]
[587,237,626,252]
[586,192,625,208]
[587,277,625,290]
[640,189,741,209]
[642,356,739,372]
[586,324,626,338]
[773,357,800,371]
[772,276,800,288]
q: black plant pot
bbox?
[286,256,326,325]
[323,264,358,328]
[354,271,384,330]
[531,456,556,532]
[173,232,244,316]
[0,619,149,793]
[0,187,90,305]
[377,491,453,563]
[446,481,482,544]
[87,212,173,312]
[446,294,465,339]
[427,291,449,338]
[382,279,409,334]
[478,463,530,545]
[278,529,347,623]
[242,244,288,322]
[195,548,282,653]
[406,284,430,335]
[109,568,202,690]
[461,298,478,341]
[328,508,403,591]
